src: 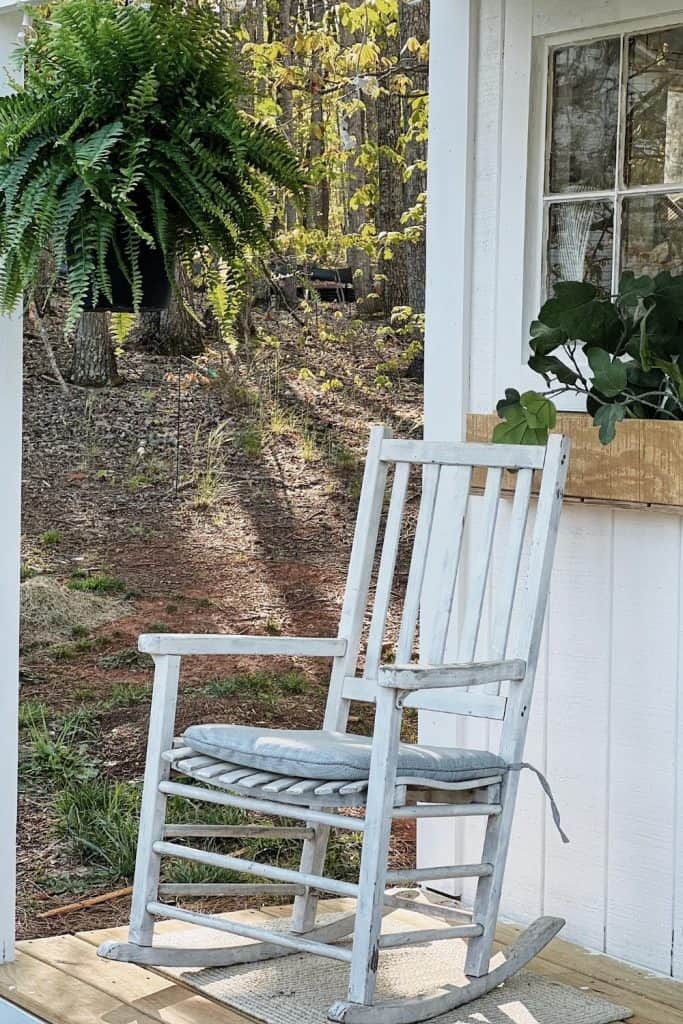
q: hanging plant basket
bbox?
[467,412,683,511]
[88,240,171,314]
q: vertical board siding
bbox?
[606,513,680,973]
[674,519,683,978]
[542,506,612,951]
[447,505,683,977]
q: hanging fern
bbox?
[0,0,306,334]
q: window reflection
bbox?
[626,28,683,187]
[549,40,620,194]
[548,201,614,294]
[622,193,683,277]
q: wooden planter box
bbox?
[466,413,683,512]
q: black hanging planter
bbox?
[88,236,171,313]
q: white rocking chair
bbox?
[99,426,571,1024]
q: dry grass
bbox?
[20,576,129,647]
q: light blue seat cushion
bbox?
[182,725,506,783]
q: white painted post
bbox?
[419,0,478,892]
[423,0,477,443]
[0,3,25,966]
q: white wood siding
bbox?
[420,0,683,978]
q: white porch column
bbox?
[419,0,478,889]
[0,3,24,965]
[423,0,477,443]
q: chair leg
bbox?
[346,688,402,1007]
[464,773,518,978]
[128,654,181,947]
[290,822,330,933]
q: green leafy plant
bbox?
[494,273,683,445]
[22,711,96,787]
[0,0,306,332]
[67,570,126,594]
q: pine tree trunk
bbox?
[70,312,119,387]
[306,0,329,234]
[340,0,373,309]
[376,27,409,314]
[278,0,298,232]
[399,0,429,314]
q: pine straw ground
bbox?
[17,300,423,940]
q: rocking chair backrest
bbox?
[323,426,570,761]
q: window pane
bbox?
[547,201,614,292]
[549,40,620,194]
[622,193,683,277]
[626,28,683,187]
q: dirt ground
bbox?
[17,298,423,939]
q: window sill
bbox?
[466,412,683,512]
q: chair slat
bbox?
[216,767,260,785]
[395,463,440,663]
[194,761,240,779]
[490,466,533,664]
[238,772,280,788]
[425,465,472,664]
[341,675,507,720]
[262,776,300,792]
[381,439,545,469]
[457,467,502,662]
[364,461,411,679]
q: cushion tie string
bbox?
[507,762,569,844]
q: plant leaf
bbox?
[540,281,621,349]
[492,390,556,445]
[586,347,627,397]
[593,403,626,445]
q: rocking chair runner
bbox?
[99,426,571,1024]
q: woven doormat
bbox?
[156,913,632,1024]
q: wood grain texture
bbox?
[467,413,683,510]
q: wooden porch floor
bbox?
[1,899,682,1024]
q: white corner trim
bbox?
[424,0,478,444]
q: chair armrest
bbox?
[377,659,526,691]
[139,634,347,657]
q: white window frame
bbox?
[542,23,683,299]
[498,7,683,411]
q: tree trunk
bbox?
[340,0,373,309]
[157,262,208,356]
[70,312,118,387]
[305,0,329,234]
[376,25,409,313]
[278,0,298,233]
[398,0,429,314]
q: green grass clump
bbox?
[18,697,49,729]
[104,682,149,709]
[55,780,141,880]
[68,571,126,595]
[203,670,307,704]
[41,529,61,546]
[36,868,113,896]
[22,712,96,787]
[98,647,152,671]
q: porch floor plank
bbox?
[0,901,681,1024]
